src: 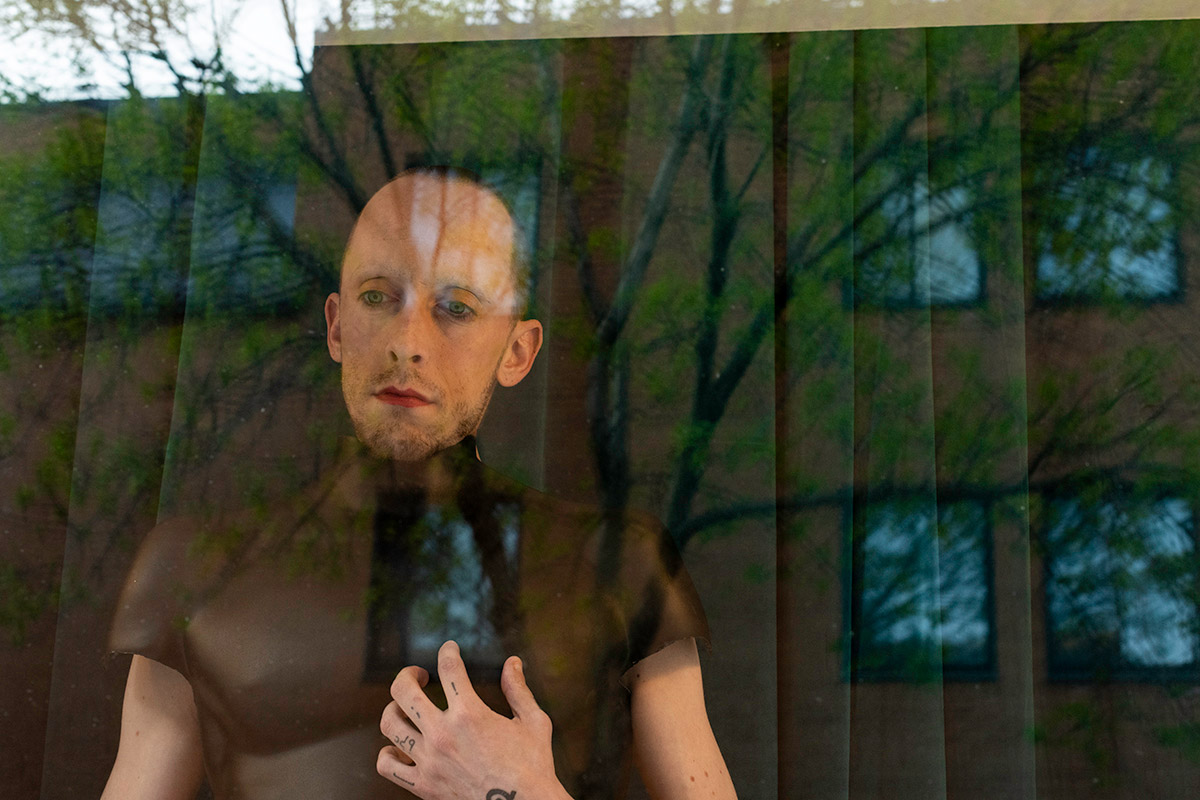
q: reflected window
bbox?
[190,179,299,314]
[1034,150,1179,301]
[85,176,300,316]
[855,180,982,307]
[366,497,522,682]
[1044,494,1199,680]
[849,499,993,681]
[91,180,191,314]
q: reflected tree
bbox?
[6,4,1200,794]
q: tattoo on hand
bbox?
[451,681,458,696]
[393,735,417,752]
[486,790,516,800]
[392,772,416,788]
[411,706,421,720]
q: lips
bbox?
[374,386,432,408]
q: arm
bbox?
[627,638,738,800]
[102,654,205,800]
[377,639,735,800]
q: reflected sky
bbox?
[5,0,1138,103]
[858,180,982,306]
[404,504,521,660]
[854,500,990,679]
[1036,154,1178,300]
[1046,496,1197,672]
[0,1,317,99]
[0,0,717,100]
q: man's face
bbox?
[325,174,541,462]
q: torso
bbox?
[112,440,705,800]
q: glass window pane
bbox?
[856,180,982,307]
[1045,494,1198,677]
[852,499,991,680]
[1035,153,1179,301]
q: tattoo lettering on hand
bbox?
[451,681,458,696]
[411,706,421,720]
[486,789,516,800]
[392,772,416,788]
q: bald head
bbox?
[342,170,529,318]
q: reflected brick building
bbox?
[4,19,1200,800]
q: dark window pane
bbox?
[856,180,982,307]
[1045,495,1198,679]
[1035,152,1179,301]
[852,499,991,681]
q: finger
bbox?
[379,701,422,762]
[389,743,414,766]
[501,656,550,729]
[390,665,438,730]
[377,746,419,792]
[436,640,481,708]
[390,664,429,692]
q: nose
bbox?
[385,302,434,365]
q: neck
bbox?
[352,435,481,504]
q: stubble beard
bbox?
[344,368,496,463]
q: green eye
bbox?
[361,289,386,306]
[444,300,471,316]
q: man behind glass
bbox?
[103,168,737,800]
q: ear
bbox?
[496,318,543,387]
[324,292,343,363]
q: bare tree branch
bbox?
[595,34,714,347]
[281,0,366,213]
[348,46,398,179]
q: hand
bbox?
[378,640,572,800]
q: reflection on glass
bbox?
[856,180,981,307]
[851,500,991,681]
[1036,152,1178,300]
[367,495,522,681]
[1045,495,1198,678]
[92,181,190,312]
[190,179,299,313]
[407,508,520,656]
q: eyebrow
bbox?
[443,283,490,304]
[355,274,494,305]
[356,275,394,290]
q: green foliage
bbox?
[934,348,1025,486]
[3,7,1200,722]
[1037,700,1121,783]
[0,564,54,645]
[0,411,15,453]
[1155,723,1200,763]
[0,106,104,321]
[14,419,77,517]
[743,562,771,585]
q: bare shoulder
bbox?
[627,639,738,800]
[120,654,200,728]
[624,637,702,688]
[102,655,205,800]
